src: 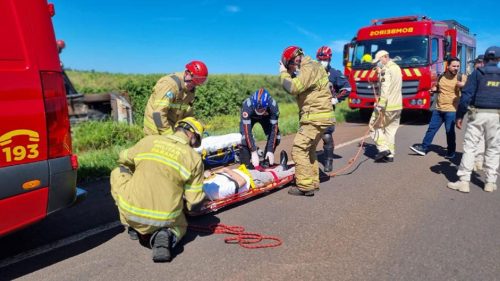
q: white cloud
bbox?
[285,21,321,41]
[226,5,240,13]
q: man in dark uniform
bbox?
[316,46,352,172]
[447,46,500,193]
[239,88,280,169]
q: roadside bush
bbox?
[68,70,359,182]
[72,121,143,152]
[66,71,296,123]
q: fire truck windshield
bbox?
[352,36,429,69]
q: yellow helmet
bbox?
[361,54,372,63]
[176,117,205,147]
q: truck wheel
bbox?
[359,108,372,121]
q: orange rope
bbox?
[188,223,282,249]
[328,69,382,178]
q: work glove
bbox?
[251,150,260,167]
[265,152,274,166]
[375,105,384,112]
[331,97,339,105]
[279,61,287,73]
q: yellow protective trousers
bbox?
[110,167,135,231]
[110,166,187,239]
[292,123,329,191]
[369,110,401,155]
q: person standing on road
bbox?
[447,46,500,193]
[316,46,352,172]
[110,117,206,262]
[143,61,208,136]
[469,55,486,171]
[369,50,403,162]
[279,46,335,196]
[239,88,281,169]
[410,57,466,159]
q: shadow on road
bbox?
[0,179,121,278]
[130,213,221,261]
[0,225,122,280]
[429,153,486,190]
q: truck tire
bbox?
[359,108,372,121]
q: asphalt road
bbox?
[1,114,499,281]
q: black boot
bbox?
[324,159,333,172]
[323,147,334,172]
[288,186,314,196]
[150,229,172,262]
[127,226,139,240]
[280,150,288,170]
[374,150,391,162]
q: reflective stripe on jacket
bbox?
[115,131,205,238]
[377,61,402,111]
[280,56,335,126]
[143,73,195,135]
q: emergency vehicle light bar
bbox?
[371,15,428,25]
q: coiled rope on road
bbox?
[188,223,282,249]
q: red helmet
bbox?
[281,46,303,67]
[185,60,208,85]
[316,46,332,61]
[56,40,66,51]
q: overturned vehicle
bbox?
[57,40,133,125]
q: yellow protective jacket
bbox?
[143,73,195,135]
[378,61,403,111]
[115,131,205,238]
[280,56,335,126]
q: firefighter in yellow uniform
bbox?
[279,46,335,196]
[143,61,208,135]
[369,50,403,162]
[111,117,206,262]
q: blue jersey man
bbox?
[316,46,352,172]
[239,88,280,169]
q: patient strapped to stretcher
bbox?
[194,133,242,167]
[203,164,295,201]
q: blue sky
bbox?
[52,0,498,75]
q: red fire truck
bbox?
[0,0,86,237]
[343,15,476,118]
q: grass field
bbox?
[67,70,362,182]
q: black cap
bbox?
[469,54,484,64]
[484,46,500,59]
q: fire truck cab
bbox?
[343,15,476,117]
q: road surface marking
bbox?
[0,221,122,269]
[0,127,403,268]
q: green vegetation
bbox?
[68,70,359,182]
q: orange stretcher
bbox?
[190,165,295,216]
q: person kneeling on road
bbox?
[110,117,206,263]
[203,151,294,200]
[239,88,281,169]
